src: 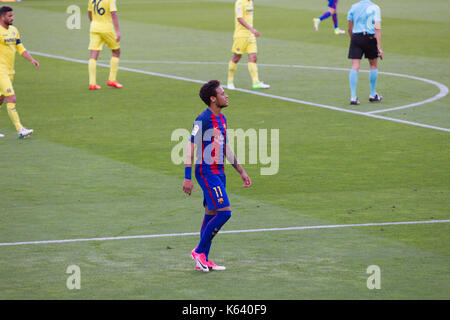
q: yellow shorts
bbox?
[0,73,14,97]
[88,31,120,51]
[231,37,257,55]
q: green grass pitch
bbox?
[0,0,448,299]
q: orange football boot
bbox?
[107,80,123,88]
[89,84,102,90]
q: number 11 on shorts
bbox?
[213,186,223,198]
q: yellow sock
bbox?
[109,56,119,82]
[7,103,23,131]
[248,62,259,84]
[228,61,237,83]
[88,58,97,85]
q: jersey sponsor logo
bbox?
[3,38,16,44]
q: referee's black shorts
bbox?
[348,33,379,59]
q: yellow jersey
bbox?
[0,25,26,74]
[234,0,254,39]
[88,0,118,33]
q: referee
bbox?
[347,0,383,105]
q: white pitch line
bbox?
[98,59,449,115]
[0,219,448,247]
[31,52,450,132]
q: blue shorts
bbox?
[196,173,230,210]
[328,0,338,9]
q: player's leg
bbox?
[105,32,122,88]
[331,2,345,34]
[88,50,101,90]
[249,52,270,89]
[192,175,231,271]
[5,94,33,138]
[196,205,231,257]
[368,58,382,102]
[5,94,20,131]
[200,205,216,259]
[107,48,122,88]
[227,37,248,90]
[194,206,219,270]
[348,35,364,104]
[0,74,32,138]
[229,38,245,89]
[193,205,216,271]
[227,54,240,89]
[247,52,258,84]
[88,32,103,90]
[349,59,361,104]
[314,2,334,31]
[366,35,382,102]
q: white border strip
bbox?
[31,52,450,132]
[0,219,448,247]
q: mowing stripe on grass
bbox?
[0,219,448,247]
[30,52,450,132]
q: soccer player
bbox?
[347,0,383,105]
[227,0,270,90]
[0,6,39,139]
[88,0,122,90]
[183,80,252,272]
[313,0,346,35]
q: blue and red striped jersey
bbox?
[190,108,228,177]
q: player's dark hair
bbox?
[0,6,13,17]
[199,80,221,106]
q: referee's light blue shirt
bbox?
[347,0,381,34]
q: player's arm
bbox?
[374,21,382,59]
[15,35,39,69]
[111,11,120,42]
[21,51,39,69]
[237,17,260,37]
[347,20,353,38]
[183,141,196,195]
[374,6,382,59]
[88,0,93,21]
[347,9,354,38]
[226,143,252,188]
